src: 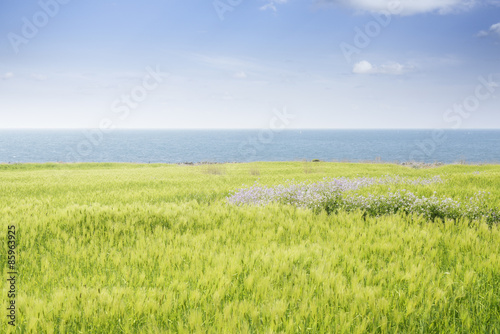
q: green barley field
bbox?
[1,162,499,333]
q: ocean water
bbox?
[0,129,499,164]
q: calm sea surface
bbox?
[0,130,498,164]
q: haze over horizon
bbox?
[1,0,499,129]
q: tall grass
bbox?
[1,162,499,333]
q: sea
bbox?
[0,129,499,164]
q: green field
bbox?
[1,162,499,333]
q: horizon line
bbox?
[1,128,500,131]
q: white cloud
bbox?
[233,71,247,79]
[1,72,14,80]
[315,0,483,16]
[478,22,500,37]
[260,0,288,12]
[352,60,414,75]
[352,60,374,74]
[32,73,47,81]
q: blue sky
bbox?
[0,0,499,129]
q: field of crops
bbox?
[1,162,499,333]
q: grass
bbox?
[201,164,227,175]
[1,162,499,333]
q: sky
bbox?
[0,0,499,129]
